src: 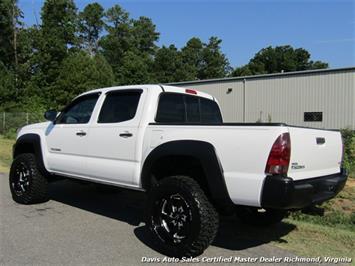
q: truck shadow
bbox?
[49,180,296,253]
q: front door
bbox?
[45,93,100,175]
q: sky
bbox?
[18,0,355,69]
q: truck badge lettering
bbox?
[291,162,305,169]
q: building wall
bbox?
[184,81,244,122]
[175,68,355,129]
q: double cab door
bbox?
[45,89,144,187]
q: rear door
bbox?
[287,127,343,180]
[83,89,144,186]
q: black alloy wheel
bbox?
[146,176,219,258]
[9,153,48,204]
[151,193,193,245]
[11,162,31,196]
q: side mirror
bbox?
[44,110,57,122]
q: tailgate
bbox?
[288,127,342,181]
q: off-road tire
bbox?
[236,206,287,226]
[9,153,48,204]
[146,176,219,258]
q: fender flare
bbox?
[13,133,50,176]
[141,140,234,213]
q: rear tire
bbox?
[236,206,287,226]
[9,153,48,204]
[146,176,219,258]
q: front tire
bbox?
[236,206,287,226]
[9,153,49,204]
[146,176,219,258]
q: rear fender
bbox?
[141,140,234,214]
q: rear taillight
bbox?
[265,133,291,175]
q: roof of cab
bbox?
[78,84,214,101]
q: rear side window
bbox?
[200,98,222,123]
[155,94,185,122]
[185,96,200,122]
[98,90,142,123]
[156,93,222,124]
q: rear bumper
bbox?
[261,169,348,210]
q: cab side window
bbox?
[98,90,142,123]
[56,93,99,124]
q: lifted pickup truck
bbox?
[10,85,347,257]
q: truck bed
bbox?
[145,122,343,206]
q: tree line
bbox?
[0,0,328,112]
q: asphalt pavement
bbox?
[0,172,324,266]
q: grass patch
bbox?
[0,136,15,173]
[283,177,354,263]
[349,167,355,179]
[274,219,355,262]
[289,179,355,231]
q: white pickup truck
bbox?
[10,85,347,257]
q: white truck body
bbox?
[17,85,343,207]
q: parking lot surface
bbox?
[1,173,316,266]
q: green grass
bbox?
[273,219,355,263]
[276,176,355,264]
[0,136,15,173]
[289,179,355,231]
[350,168,355,179]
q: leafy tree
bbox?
[32,0,78,105]
[0,1,333,115]
[130,16,159,55]
[54,51,114,108]
[116,51,155,85]
[78,2,104,56]
[15,27,39,93]
[0,0,14,67]
[309,60,329,70]
[180,37,230,80]
[198,37,231,79]
[232,45,328,76]
[153,45,186,83]
[40,0,77,60]
[181,37,204,80]
[0,0,22,69]
[100,4,131,79]
[0,62,16,110]
[101,5,159,84]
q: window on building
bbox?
[304,112,323,122]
